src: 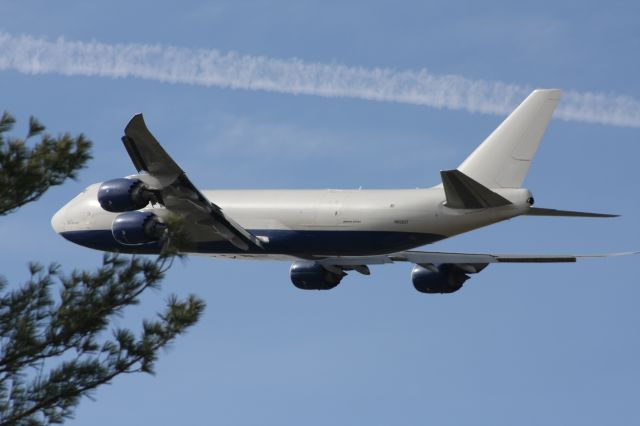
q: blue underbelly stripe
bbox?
[59,229,446,256]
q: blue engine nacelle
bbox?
[112,211,166,246]
[290,261,345,290]
[411,264,470,294]
[98,178,153,212]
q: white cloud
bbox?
[1,32,639,128]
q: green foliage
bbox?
[0,254,205,426]
[0,111,92,216]
[0,113,204,425]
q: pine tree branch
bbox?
[0,254,175,376]
[0,111,204,425]
[0,112,92,216]
[0,294,204,426]
[0,254,203,426]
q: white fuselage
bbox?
[52,182,532,258]
[203,187,527,237]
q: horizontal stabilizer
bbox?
[441,169,512,209]
[525,207,619,218]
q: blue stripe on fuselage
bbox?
[59,229,446,256]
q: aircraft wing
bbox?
[316,250,636,271]
[122,114,263,251]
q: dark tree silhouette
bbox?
[0,113,204,425]
[0,112,91,216]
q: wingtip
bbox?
[125,113,148,133]
[603,251,640,257]
[581,251,640,258]
[585,212,620,218]
[531,88,563,99]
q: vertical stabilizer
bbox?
[458,89,562,189]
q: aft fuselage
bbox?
[51,183,532,257]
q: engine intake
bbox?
[411,264,469,294]
[290,261,345,290]
[112,211,166,246]
[98,178,153,212]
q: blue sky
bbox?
[2,1,640,425]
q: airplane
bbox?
[51,89,632,294]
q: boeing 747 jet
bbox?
[51,89,632,293]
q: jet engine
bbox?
[98,178,154,212]
[112,211,166,245]
[290,261,345,290]
[411,264,470,294]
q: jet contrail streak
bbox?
[1,32,638,128]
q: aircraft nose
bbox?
[51,205,67,233]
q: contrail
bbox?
[1,32,639,128]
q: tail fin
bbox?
[458,89,562,189]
